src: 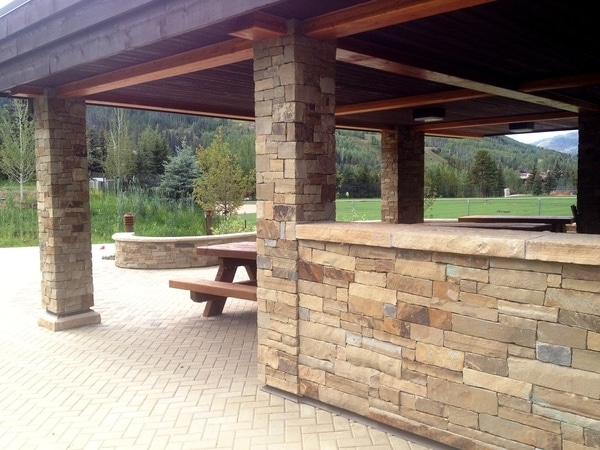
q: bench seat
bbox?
[169,278,257,301]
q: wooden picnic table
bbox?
[169,241,257,317]
[457,215,574,233]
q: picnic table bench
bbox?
[169,241,257,317]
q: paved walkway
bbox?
[0,245,453,450]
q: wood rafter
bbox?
[337,39,580,114]
[51,0,496,99]
[56,38,253,98]
[520,71,600,92]
[304,0,496,39]
[47,0,594,125]
[336,89,488,115]
[86,95,254,121]
[9,85,44,98]
[411,111,576,132]
[336,70,600,118]
[228,12,287,41]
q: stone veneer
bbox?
[34,95,100,330]
[285,222,600,450]
[254,23,337,394]
[381,128,424,224]
[112,232,256,269]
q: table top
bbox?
[427,221,552,231]
[196,241,257,260]
[458,215,573,224]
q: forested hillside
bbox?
[424,135,577,197]
[0,100,577,199]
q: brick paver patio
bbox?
[0,244,451,449]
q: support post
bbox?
[34,94,100,330]
[254,21,337,394]
[381,127,425,223]
[577,111,600,234]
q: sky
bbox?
[0,0,20,14]
[505,130,576,144]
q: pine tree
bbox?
[136,125,169,175]
[468,149,503,197]
[159,139,199,200]
[86,126,107,175]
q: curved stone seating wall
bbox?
[112,232,256,269]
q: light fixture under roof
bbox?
[413,107,445,123]
[509,122,534,133]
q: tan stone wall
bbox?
[381,128,424,224]
[294,222,600,450]
[113,232,255,269]
[254,24,337,394]
[34,95,95,318]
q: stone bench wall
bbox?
[290,222,600,450]
[112,232,256,269]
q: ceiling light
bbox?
[509,122,534,133]
[413,107,445,123]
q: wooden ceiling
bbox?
[1,0,597,137]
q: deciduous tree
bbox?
[104,108,134,190]
[193,127,253,215]
[0,99,35,201]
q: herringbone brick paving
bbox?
[0,245,450,449]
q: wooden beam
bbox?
[336,89,488,115]
[411,111,576,132]
[304,0,496,39]
[228,12,287,41]
[520,72,600,111]
[426,130,486,138]
[520,71,600,92]
[0,0,280,91]
[57,39,253,97]
[9,84,45,98]
[337,39,580,113]
[335,118,395,132]
[86,95,255,122]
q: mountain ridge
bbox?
[526,131,578,155]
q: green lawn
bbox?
[336,196,576,221]
[1,188,577,247]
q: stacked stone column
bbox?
[253,22,336,394]
[381,128,425,223]
[34,94,100,331]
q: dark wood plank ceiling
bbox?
[1,0,597,138]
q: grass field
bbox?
[0,182,576,247]
[336,196,576,221]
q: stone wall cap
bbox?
[296,222,600,266]
[112,231,256,244]
[525,232,600,265]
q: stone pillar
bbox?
[577,111,600,234]
[380,127,424,223]
[34,94,101,330]
[254,21,336,394]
